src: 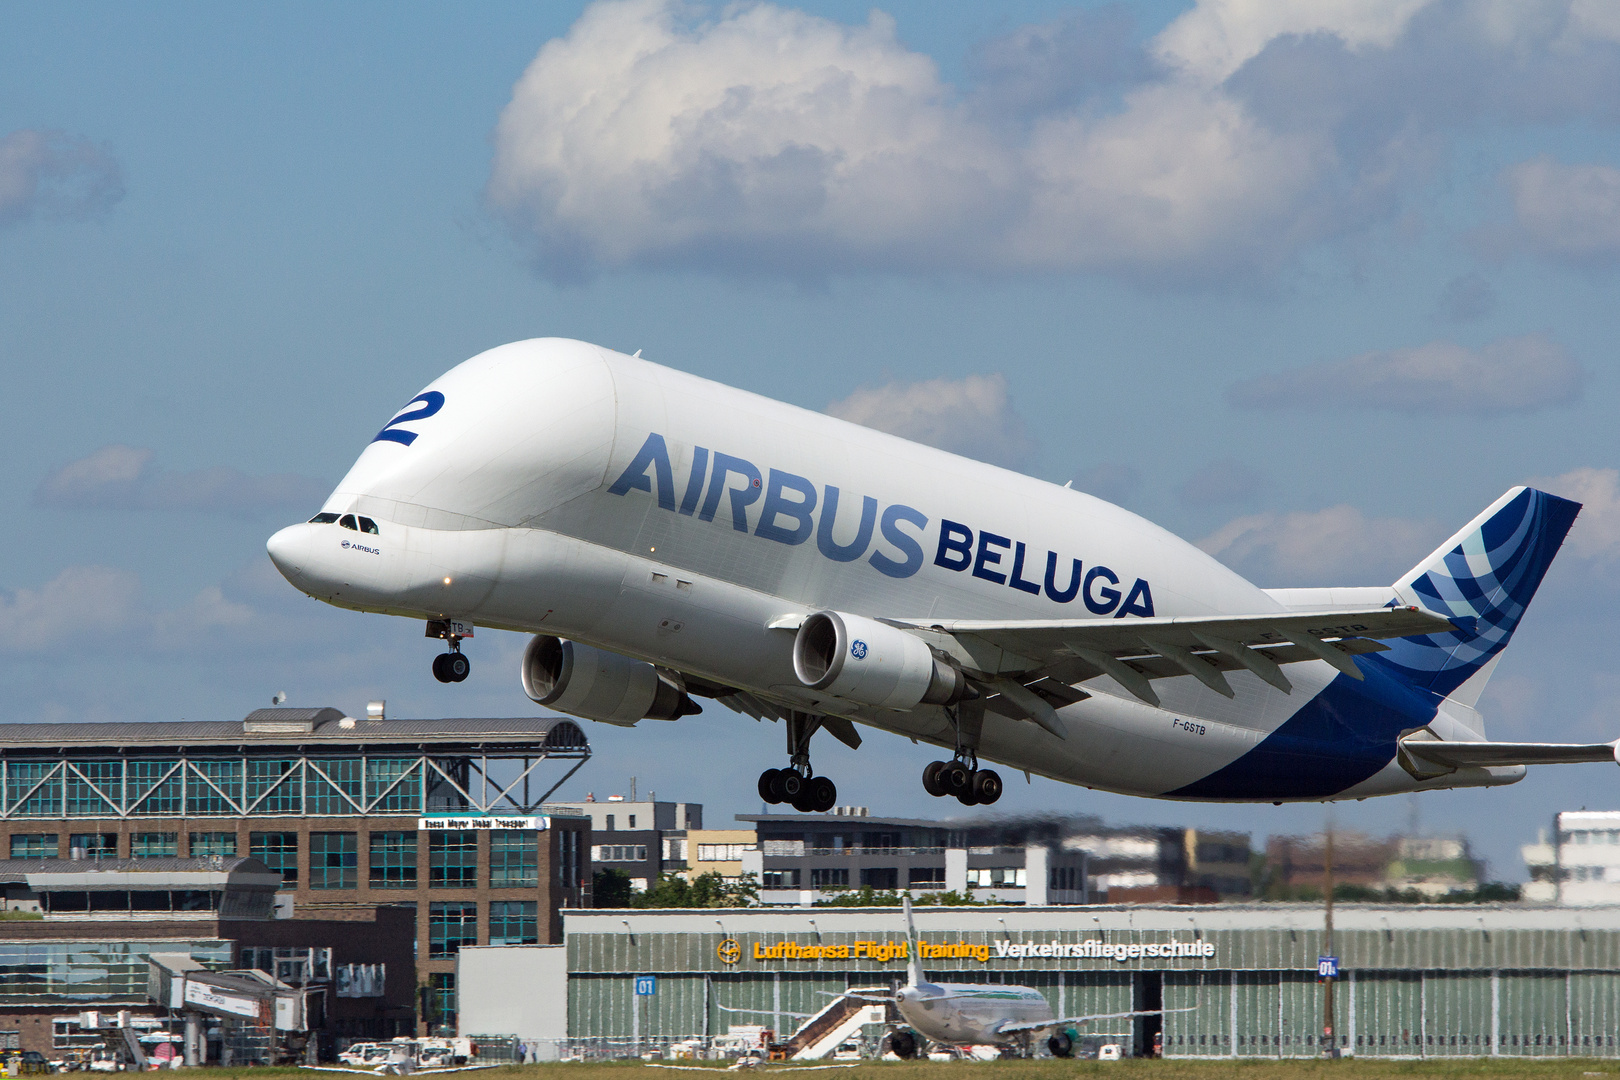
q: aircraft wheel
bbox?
[887,1032,918,1060]
[758,769,784,805]
[922,760,950,797]
[955,786,979,806]
[1048,1033,1073,1058]
[940,760,972,795]
[776,770,804,803]
[807,775,837,813]
[971,769,1003,805]
[446,652,471,682]
[431,654,453,683]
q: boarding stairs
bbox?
[782,989,891,1060]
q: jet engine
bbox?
[792,611,966,710]
[521,635,699,726]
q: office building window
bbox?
[429,833,478,888]
[131,833,177,858]
[909,866,944,886]
[10,834,58,859]
[698,844,748,862]
[250,832,299,883]
[310,832,357,889]
[69,834,117,859]
[810,868,848,888]
[593,845,648,862]
[966,867,1025,888]
[369,831,417,888]
[189,832,237,857]
[558,830,582,891]
[428,902,478,957]
[488,901,538,945]
[860,867,898,889]
[428,972,457,1030]
[762,869,800,888]
[490,832,538,888]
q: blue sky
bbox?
[4,0,1619,881]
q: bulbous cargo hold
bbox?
[793,610,966,709]
[521,635,699,726]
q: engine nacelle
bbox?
[792,611,965,710]
[521,635,697,726]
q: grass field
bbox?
[195,1060,1619,1080]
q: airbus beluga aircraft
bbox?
[267,338,1615,812]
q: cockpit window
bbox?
[358,516,380,535]
[339,514,359,531]
[308,513,340,524]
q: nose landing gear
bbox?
[758,712,839,813]
[921,700,1002,805]
[427,620,473,683]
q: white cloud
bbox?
[1198,505,1439,585]
[1501,158,1620,265]
[0,129,123,227]
[1571,0,1620,43]
[488,0,1620,283]
[1530,466,1620,560]
[34,445,329,515]
[1228,334,1584,414]
[825,373,1036,469]
[487,0,1339,281]
[1152,0,1433,83]
[0,565,254,655]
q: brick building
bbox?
[0,708,592,1032]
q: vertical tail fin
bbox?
[901,893,925,986]
[1376,486,1579,702]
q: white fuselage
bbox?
[895,981,1051,1047]
[266,338,1518,802]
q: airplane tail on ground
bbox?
[1375,486,1580,705]
[901,894,925,987]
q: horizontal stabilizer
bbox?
[1401,738,1620,769]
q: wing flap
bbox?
[885,606,1441,701]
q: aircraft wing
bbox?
[1400,738,1620,769]
[886,606,1455,707]
[994,1006,1197,1036]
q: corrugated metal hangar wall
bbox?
[563,905,1620,1057]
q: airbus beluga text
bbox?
[267,338,1615,811]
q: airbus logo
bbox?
[608,432,1154,616]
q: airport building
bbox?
[0,707,593,1034]
[0,856,415,1057]
[469,903,1620,1059]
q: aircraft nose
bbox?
[266,524,312,588]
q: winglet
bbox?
[902,893,925,987]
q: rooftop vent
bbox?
[367,700,385,720]
[831,806,870,817]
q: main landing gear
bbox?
[427,620,472,683]
[758,712,838,813]
[921,699,1002,805]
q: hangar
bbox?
[536,903,1620,1058]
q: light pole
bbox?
[1322,823,1338,1058]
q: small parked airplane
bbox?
[268,338,1613,810]
[714,897,1184,1058]
[880,895,1187,1057]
